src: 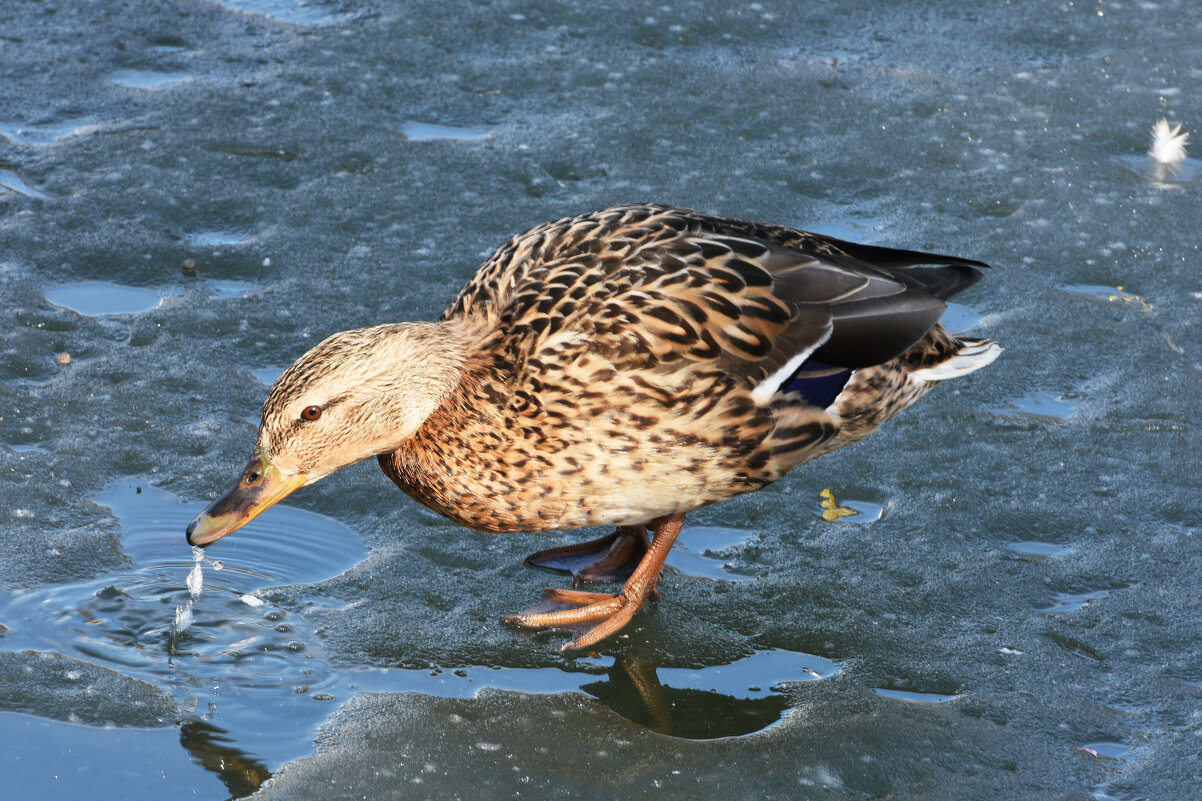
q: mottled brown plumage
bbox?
[187,204,999,652]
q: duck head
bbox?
[186,321,468,547]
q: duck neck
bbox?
[395,317,491,420]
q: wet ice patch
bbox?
[1007,541,1069,558]
[667,525,758,581]
[1077,741,1133,761]
[184,230,255,248]
[655,647,837,698]
[1060,283,1154,313]
[0,120,97,146]
[989,392,1079,423]
[813,489,886,524]
[807,218,884,242]
[580,648,838,738]
[873,688,959,703]
[941,302,986,333]
[342,647,839,740]
[0,167,52,199]
[208,280,259,299]
[1112,153,1202,188]
[399,122,492,141]
[44,282,167,316]
[250,366,285,385]
[1041,588,1115,612]
[205,0,364,26]
[109,70,195,90]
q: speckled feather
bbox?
[374,204,996,533]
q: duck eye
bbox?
[300,405,323,422]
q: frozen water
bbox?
[2,0,1201,799]
[0,168,52,200]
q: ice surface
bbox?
[2,0,1201,799]
[0,651,176,727]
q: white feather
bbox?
[750,334,829,405]
[910,340,1002,382]
[1149,118,1189,164]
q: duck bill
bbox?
[186,454,307,547]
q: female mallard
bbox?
[187,204,999,652]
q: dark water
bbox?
[2,0,1201,799]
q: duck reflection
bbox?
[581,652,790,739]
[179,719,271,800]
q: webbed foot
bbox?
[523,526,650,584]
[506,514,684,652]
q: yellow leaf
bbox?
[820,487,858,521]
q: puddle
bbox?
[399,122,492,141]
[0,476,842,797]
[873,688,959,703]
[343,647,836,740]
[109,70,195,90]
[1060,283,1154,313]
[579,648,837,739]
[97,479,365,592]
[0,168,52,199]
[812,494,886,524]
[1077,740,1133,761]
[44,282,167,316]
[942,302,985,333]
[658,648,836,698]
[1007,541,1068,558]
[0,477,367,769]
[1041,588,1115,612]
[1,713,228,800]
[667,525,758,581]
[205,0,363,26]
[989,392,1079,423]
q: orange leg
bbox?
[505,513,685,652]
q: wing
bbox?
[445,204,988,400]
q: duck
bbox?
[186,204,1000,652]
